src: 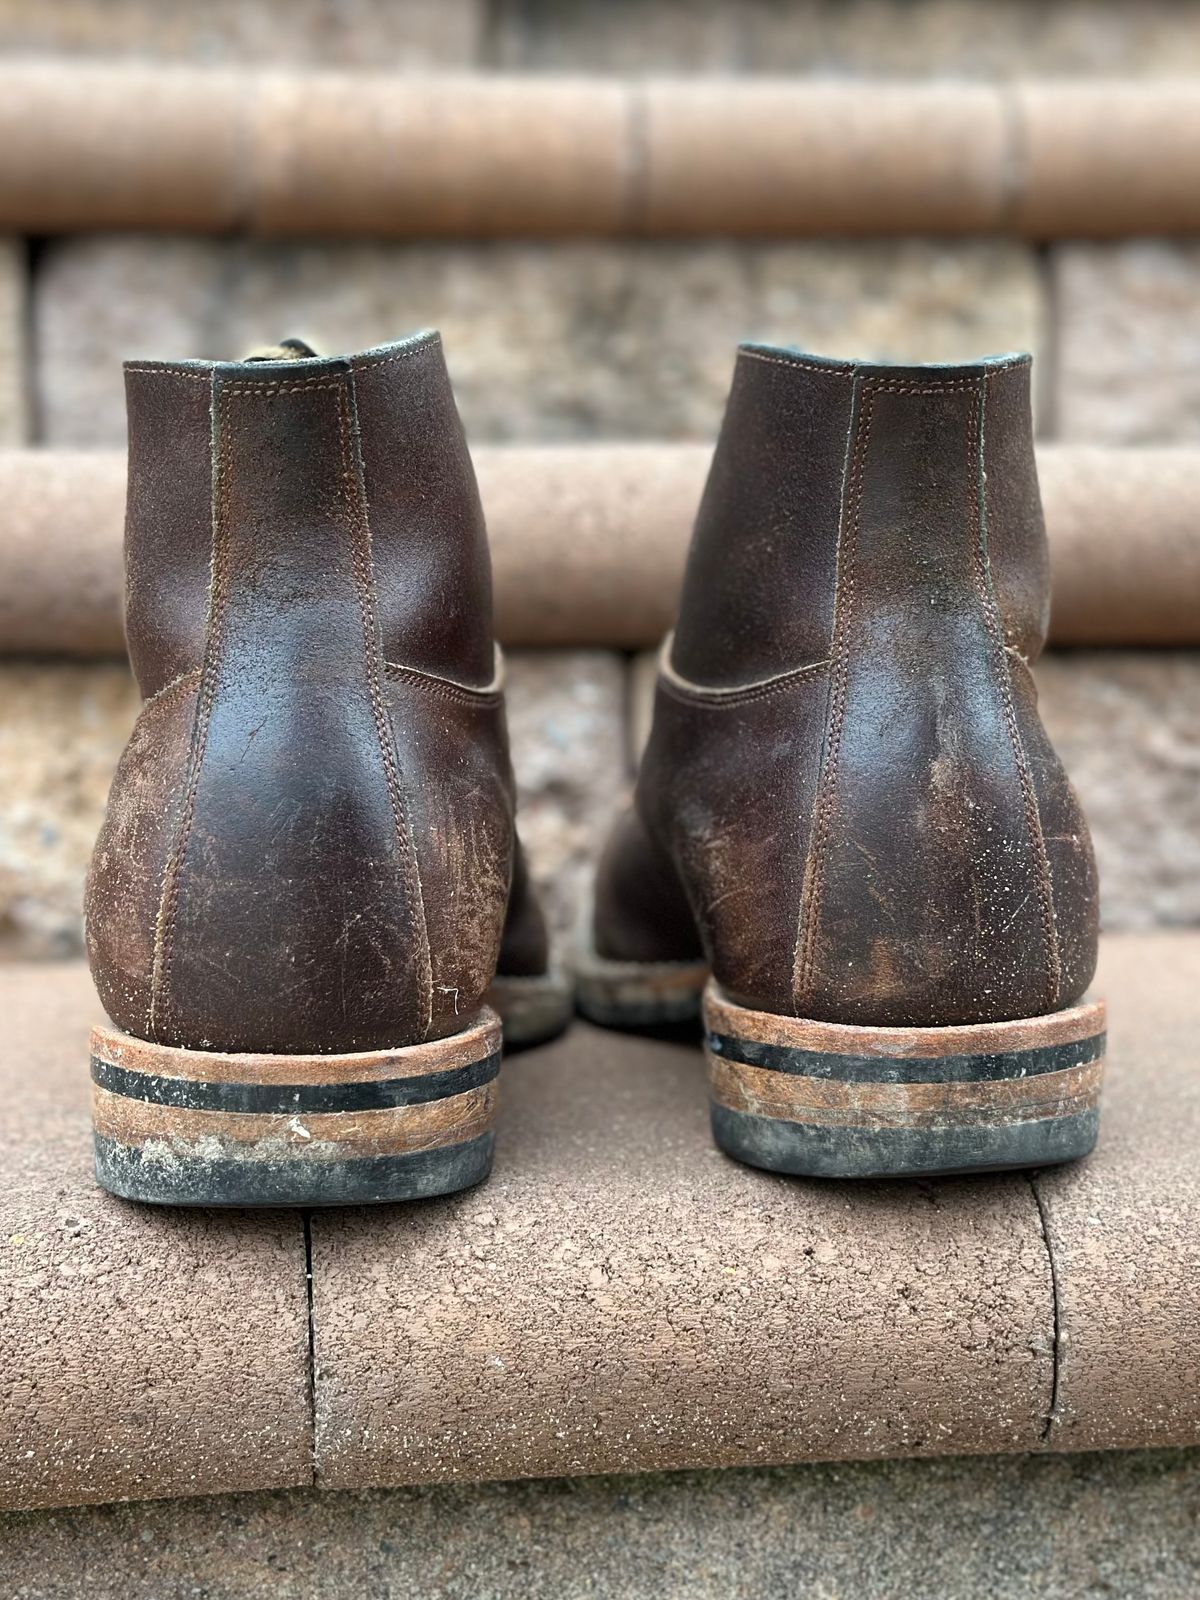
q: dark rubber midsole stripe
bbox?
[706,1030,1105,1083]
[91,1050,501,1114]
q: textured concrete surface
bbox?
[0,451,126,657]
[1038,446,1200,646]
[1037,936,1200,1451]
[311,1049,1054,1488]
[310,934,1199,1490]
[0,965,312,1511]
[34,235,1043,445]
[6,0,1200,79]
[6,71,1200,240]
[3,1448,1200,1599]
[1054,242,1200,442]
[2,938,1198,1514]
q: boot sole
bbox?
[574,944,708,1030]
[90,1008,501,1207]
[487,968,574,1049]
[705,983,1106,1178]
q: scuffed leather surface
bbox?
[384,671,513,1040]
[85,671,199,1037]
[88,338,529,1055]
[670,349,854,689]
[149,363,434,1053]
[982,359,1052,665]
[1007,656,1101,1011]
[596,348,1099,1027]
[352,337,495,688]
[794,376,1066,1025]
[123,365,214,698]
[626,671,828,1013]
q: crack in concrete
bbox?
[1028,1172,1063,1442]
[302,1211,318,1484]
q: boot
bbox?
[580,345,1104,1178]
[85,333,568,1207]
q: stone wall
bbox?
[34,237,1045,446]
[6,0,1200,75]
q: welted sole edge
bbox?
[89,1008,502,1208]
[704,982,1106,1179]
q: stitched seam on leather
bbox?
[792,382,869,1010]
[657,659,831,709]
[973,385,1062,1005]
[383,661,503,707]
[353,336,441,374]
[867,379,984,394]
[222,379,346,395]
[125,366,212,381]
[739,350,855,378]
[341,376,435,1039]
[141,665,202,711]
[148,378,230,1039]
[973,377,1062,1010]
[737,358,1024,390]
[126,340,442,384]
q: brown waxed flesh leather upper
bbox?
[87,334,539,1055]
[594,346,1100,1028]
[496,842,553,977]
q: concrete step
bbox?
[2,934,1197,1510]
[0,66,1198,237]
[1,445,1197,657]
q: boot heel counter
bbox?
[111,362,438,1055]
[1006,655,1100,1007]
[637,666,830,1017]
[794,369,1079,1027]
[96,337,515,1059]
[161,364,433,1053]
[85,672,201,1038]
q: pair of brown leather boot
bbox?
[86,334,1104,1207]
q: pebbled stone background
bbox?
[0,663,138,958]
[35,235,1044,446]
[10,0,1200,78]
[1053,242,1200,443]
